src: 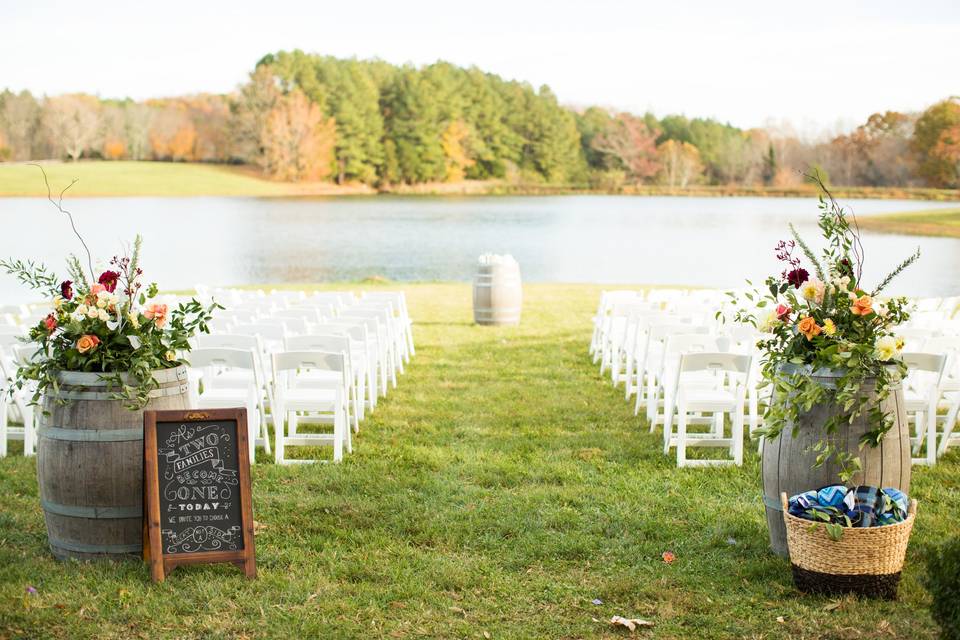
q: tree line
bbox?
[1,51,958,189]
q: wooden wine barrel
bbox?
[473,261,522,326]
[37,366,190,561]
[762,370,910,557]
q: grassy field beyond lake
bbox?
[0,283,956,639]
[859,208,960,238]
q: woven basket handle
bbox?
[780,492,789,512]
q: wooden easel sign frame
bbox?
[143,408,256,583]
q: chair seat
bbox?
[280,388,339,411]
[678,389,737,410]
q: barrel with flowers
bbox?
[733,178,919,557]
[4,233,218,560]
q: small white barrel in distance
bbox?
[473,257,522,326]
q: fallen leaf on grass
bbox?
[824,601,842,612]
[610,616,654,631]
[776,616,785,624]
[591,598,603,605]
[449,606,466,615]
[661,551,675,563]
[253,521,268,534]
[483,632,491,639]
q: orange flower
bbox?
[850,295,873,317]
[42,313,58,334]
[143,303,169,328]
[76,334,101,354]
[797,316,822,340]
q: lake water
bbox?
[1,195,958,301]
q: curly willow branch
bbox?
[29,163,95,283]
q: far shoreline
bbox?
[1,160,958,202]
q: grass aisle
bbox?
[0,284,956,639]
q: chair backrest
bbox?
[664,333,726,357]
[271,315,310,335]
[188,347,259,372]
[272,351,346,390]
[679,352,752,376]
[309,322,368,343]
[231,322,288,343]
[284,334,351,356]
[901,352,947,390]
[194,332,263,353]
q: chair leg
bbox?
[0,397,8,458]
[937,400,959,457]
[911,412,923,455]
[733,408,744,466]
[273,410,285,464]
[24,407,35,457]
[926,402,937,465]
[677,404,688,467]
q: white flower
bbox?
[87,307,100,319]
[98,309,110,321]
[97,298,107,309]
[758,309,779,333]
[876,303,888,318]
[875,336,898,361]
[76,304,89,315]
[799,278,825,305]
[71,311,85,322]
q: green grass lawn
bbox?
[0,283,956,639]
[0,161,315,197]
[859,208,960,239]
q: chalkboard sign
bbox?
[143,408,256,582]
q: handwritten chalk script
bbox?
[156,420,244,554]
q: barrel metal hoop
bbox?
[38,426,143,442]
[53,382,188,401]
[42,499,142,519]
[763,495,784,512]
[49,539,142,554]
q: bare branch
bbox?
[28,163,95,283]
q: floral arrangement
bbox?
[1,167,219,409]
[733,175,919,479]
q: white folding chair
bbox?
[187,347,270,461]
[652,333,728,437]
[667,352,752,467]
[901,352,947,466]
[284,334,361,433]
[921,337,960,458]
[272,351,350,464]
[311,322,378,411]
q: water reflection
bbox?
[1,195,957,301]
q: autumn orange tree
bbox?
[912,97,960,188]
[263,89,336,181]
[590,113,660,183]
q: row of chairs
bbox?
[590,288,960,467]
[0,289,415,464]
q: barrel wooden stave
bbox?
[473,263,522,326]
[38,367,189,560]
[762,379,910,557]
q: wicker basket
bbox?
[779,492,918,599]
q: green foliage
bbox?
[733,185,918,478]
[926,536,960,640]
[0,258,59,295]
[258,53,586,185]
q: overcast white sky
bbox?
[2,0,958,136]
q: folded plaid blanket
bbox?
[787,485,909,528]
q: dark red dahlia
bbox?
[98,270,120,293]
[786,268,809,288]
[60,280,73,300]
